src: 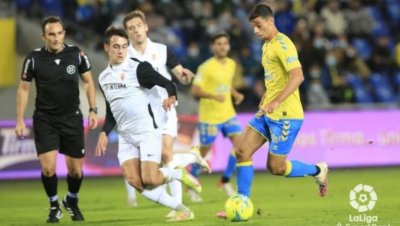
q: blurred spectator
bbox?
[343,46,371,79]
[324,49,354,103]
[369,34,394,74]
[395,36,400,69]
[306,64,331,108]
[274,0,296,35]
[320,0,347,37]
[345,0,375,38]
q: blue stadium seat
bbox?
[351,38,372,60]
[394,71,400,86]
[369,73,396,102]
[346,73,373,103]
[386,0,400,27]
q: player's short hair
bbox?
[41,16,64,33]
[104,25,129,44]
[248,3,274,21]
[122,10,146,30]
[211,32,230,43]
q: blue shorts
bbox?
[248,115,303,156]
[199,117,242,146]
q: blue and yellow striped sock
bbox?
[285,160,318,177]
[222,150,237,182]
[236,161,253,197]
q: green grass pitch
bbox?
[0,167,399,226]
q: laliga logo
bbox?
[349,184,377,212]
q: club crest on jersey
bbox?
[66,65,76,74]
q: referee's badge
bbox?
[66,65,76,74]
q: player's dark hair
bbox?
[248,4,274,21]
[104,25,129,44]
[41,16,64,33]
[122,9,146,30]
[211,32,230,43]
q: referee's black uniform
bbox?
[21,44,91,157]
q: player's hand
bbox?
[15,119,26,138]
[213,94,225,103]
[233,93,244,105]
[95,132,108,156]
[261,100,280,114]
[180,68,195,85]
[88,112,98,129]
[162,96,177,111]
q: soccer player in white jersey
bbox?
[122,9,210,218]
[95,26,201,222]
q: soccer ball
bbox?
[224,194,254,221]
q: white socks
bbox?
[141,185,186,210]
[125,180,137,200]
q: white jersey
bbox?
[98,58,155,137]
[128,38,180,136]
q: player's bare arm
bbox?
[81,71,98,129]
[172,64,195,85]
[15,81,31,137]
[231,87,244,105]
[261,67,304,114]
[191,85,225,102]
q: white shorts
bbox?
[117,132,162,165]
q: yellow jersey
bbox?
[261,32,304,120]
[193,57,237,124]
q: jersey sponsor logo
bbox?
[66,65,76,74]
[286,56,298,64]
[103,83,127,90]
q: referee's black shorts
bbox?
[33,110,85,158]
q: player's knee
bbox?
[41,165,56,176]
[68,169,83,178]
[235,147,250,162]
[268,164,286,176]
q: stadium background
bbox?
[0,0,399,225]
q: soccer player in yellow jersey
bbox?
[233,3,329,204]
[191,32,244,200]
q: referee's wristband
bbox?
[89,107,97,114]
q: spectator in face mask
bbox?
[306,64,331,108]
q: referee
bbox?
[15,16,98,223]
